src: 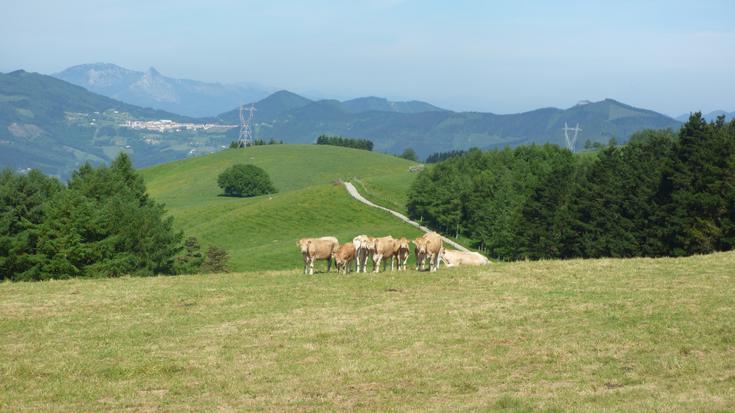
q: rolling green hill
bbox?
[141,144,424,271]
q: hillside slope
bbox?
[141,145,424,271]
[2,251,733,411]
[0,71,234,178]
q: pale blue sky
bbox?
[1,0,733,116]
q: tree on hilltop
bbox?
[217,164,276,197]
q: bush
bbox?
[217,164,276,197]
[176,236,204,274]
[201,246,229,273]
[400,148,418,161]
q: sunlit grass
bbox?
[140,145,423,272]
[2,252,734,411]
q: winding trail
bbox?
[344,181,470,252]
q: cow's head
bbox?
[297,238,311,253]
[413,237,428,254]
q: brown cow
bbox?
[394,237,410,271]
[334,242,356,274]
[297,237,339,275]
[412,236,429,271]
[370,236,398,273]
[423,232,443,272]
[412,232,443,272]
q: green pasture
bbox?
[2,252,733,411]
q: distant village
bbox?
[121,119,237,133]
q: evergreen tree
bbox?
[660,113,734,255]
[515,161,578,259]
[0,169,63,280]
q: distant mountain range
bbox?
[0,70,230,178]
[217,91,682,158]
[676,110,734,122]
[53,63,273,117]
[2,68,687,177]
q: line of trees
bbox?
[0,153,227,281]
[229,139,284,148]
[425,150,466,164]
[407,113,735,260]
[315,135,373,151]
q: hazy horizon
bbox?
[2,0,733,117]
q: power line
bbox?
[237,104,256,148]
[562,122,582,152]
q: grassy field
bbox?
[140,145,424,271]
[353,172,417,216]
[1,252,734,411]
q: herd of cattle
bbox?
[297,232,490,275]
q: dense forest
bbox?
[407,113,735,260]
[0,153,215,281]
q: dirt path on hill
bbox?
[343,181,470,252]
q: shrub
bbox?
[201,246,230,273]
[176,236,204,274]
[217,164,276,197]
[400,148,418,161]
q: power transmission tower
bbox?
[562,122,582,152]
[237,104,256,148]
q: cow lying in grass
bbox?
[297,236,339,275]
[440,249,490,267]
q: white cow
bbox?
[352,234,371,273]
[440,249,490,267]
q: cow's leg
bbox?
[373,254,381,273]
[309,257,315,275]
[354,248,359,273]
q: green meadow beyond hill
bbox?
[141,145,422,271]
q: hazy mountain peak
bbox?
[342,96,446,114]
[53,63,273,117]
